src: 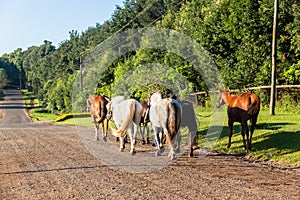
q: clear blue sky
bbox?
[0,0,123,56]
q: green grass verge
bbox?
[21,90,58,122]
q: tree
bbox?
[0,68,8,88]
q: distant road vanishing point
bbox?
[0,89,32,128]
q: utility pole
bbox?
[18,73,22,90]
[270,0,278,115]
[80,56,83,92]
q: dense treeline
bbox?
[0,0,299,113]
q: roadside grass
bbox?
[22,90,58,121]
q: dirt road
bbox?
[0,89,299,199]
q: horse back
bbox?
[228,93,259,114]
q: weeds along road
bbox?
[0,89,299,199]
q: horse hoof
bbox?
[189,152,194,157]
[102,136,107,142]
[155,151,161,156]
[168,152,176,160]
[175,148,180,153]
[119,148,125,152]
[146,138,150,144]
[130,150,136,155]
[95,137,99,141]
[141,139,145,145]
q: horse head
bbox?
[148,92,163,105]
[216,90,227,108]
[106,101,112,120]
[86,94,96,112]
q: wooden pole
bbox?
[80,56,83,92]
[270,0,278,115]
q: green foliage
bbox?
[283,61,300,84]
[1,0,300,114]
[0,57,19,87]
[0,68,8,88]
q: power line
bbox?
[85,0,186,60]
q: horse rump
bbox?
[111,99,136,138]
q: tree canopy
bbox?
[0,0,299,113]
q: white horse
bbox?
[148,92,182,160]
[106,96,143,154]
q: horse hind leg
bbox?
[95,127,99,141]
[139,125,146,145]
[94,117,99,141]
[129,125,138,154]
[119,137,125,152]
[129,134,136,154]
[101,122,107,142]
[227,119,234,148]
[145,125,150,144]
[174,130,181,154]
[189,131,196,157]
[153,127,161,156]
[241,121,249,152]
[249,116,258,151]
[167,135,177,160]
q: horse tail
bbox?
[247,94,260,116]
[97,96,108,123]
[166,101,177,145]
[112,99,136,138]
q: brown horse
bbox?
[216,91,260,151]
[140,102,150,145]
[86,94,110,141]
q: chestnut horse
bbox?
[216,91,260,151]
[86,94,110,141]
[140,102,150,145]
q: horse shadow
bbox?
[251,130,300,156]
[255,122,294,130]
[196,122,300,157]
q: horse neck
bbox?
[222,92,232,105]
